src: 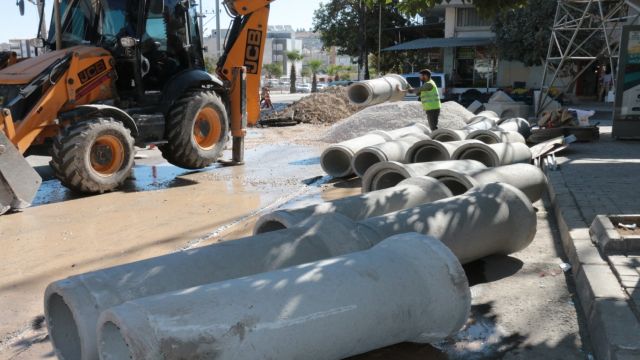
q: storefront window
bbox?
[454,46,497,87]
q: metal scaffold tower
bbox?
[538,0,640,114]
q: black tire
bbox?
[160,91,229,169]
[50,118,135,194]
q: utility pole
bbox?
[377,2,382,77]
[216,0,222,57]
[199,0,204,44]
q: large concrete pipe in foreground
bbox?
[347,74,409,106]
[254,176,453,235]
[356,183,537,264]
[431,129,470,142]
[498,117,531,139]
[361,160,486,193]
[321,124,430,178]
[45,183,534,360]
[466,130,526,144]
[352,134,430,177]
[405,139,482,163]
[452,142,532,167]
[97,233,471,360]
[427,163,548,202]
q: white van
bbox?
[401,72,446,100]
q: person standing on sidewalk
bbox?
[399,69,441,130]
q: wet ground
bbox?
[0,120,591,359]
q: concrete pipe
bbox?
[356,182,537,264]
[498,117,531,139]
[464,114,498,131]
[45,183,532,360]
[452,142,532,167]
[361,160,486,193]
[96,233,471,360]
[431,129,470,142]
[321,132,392,178]
[427,163,548,202]
[466,130,526,144]
[352,134,430,177]
[321,124,431,178]
[405,139,482,163]
[254,176,453,235]
[347,74,410,106]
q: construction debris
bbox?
[260,87,359,125]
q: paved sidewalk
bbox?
[546,123,640,360]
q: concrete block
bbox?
[575,264,626,318]
[588,299,640,360]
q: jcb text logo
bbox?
[78,60,107,84]
[244,29,262,74]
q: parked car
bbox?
[400,72,446,100]
[328,80,355,87]
[296,83,312,93]
[316,83,328,91]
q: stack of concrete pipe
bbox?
[362,160,486,192]
[320,123,430,178]
[45,183,537,360]
[406,139,483,163]
[451,142,532,167]
[352,133,430,177]
[427,163,547,201]
[347,74,410,106]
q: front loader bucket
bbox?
[0,132,41,215]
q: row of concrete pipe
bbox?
[45,181,539,360]
[321,116,532,179]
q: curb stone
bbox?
[547,169,640,360]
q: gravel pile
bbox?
[262,87,359,125]
[322,101,472,143]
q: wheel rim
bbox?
[90,135,125,176]
[193,107,222,150]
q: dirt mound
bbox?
[262,87,359,125]
[322,101,471,143]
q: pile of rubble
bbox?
[261,87,359,125]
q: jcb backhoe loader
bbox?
[0,0,273,214]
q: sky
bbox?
[0,0,324,43]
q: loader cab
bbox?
[48,0,205,103]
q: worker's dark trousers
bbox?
[425,109,440,131]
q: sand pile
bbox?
[263,87,359,125]
[322,101,472,143]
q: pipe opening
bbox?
[414,146,448,162]
[347,84,370,105]
[321,149,352,177]
[255,220,287,234]
[438,176,472,196]
[373,172,407,191]
[353,152,383,177]
[458,148,496,167]
[47,294,81,360]
[100,321,133,360]
[473,134,499,144]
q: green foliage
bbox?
[307,59,324,92]
[365,0,528,18]
[263,62,284,79]
[286,51,303,93]
[204,57,217,74]
[492,0,555,66]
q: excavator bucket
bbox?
[0,132,41,215]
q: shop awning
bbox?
[383,37,495,51]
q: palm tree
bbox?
[307,59,324,92]
[286,50,304,93]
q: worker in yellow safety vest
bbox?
[402,69,441,131]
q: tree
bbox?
[492,0,555,66]
[286,50,304,93]
[313,0,410,78]
[307,59,324,92]
[365,0,527,18]
[263,63,283,79]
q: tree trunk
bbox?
[290,63,297,94]
[312,73,318,93]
